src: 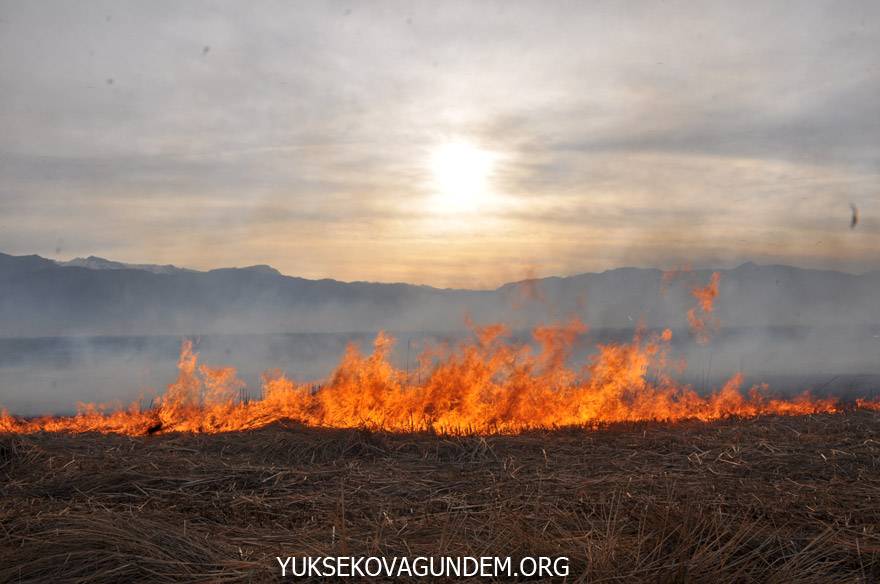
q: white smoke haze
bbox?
[0,1,878,416]
[1,257,879,416]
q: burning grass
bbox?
[2,412,880,582]
[4,275,878,435]
[2,322,872,435]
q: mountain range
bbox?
[0,251,878,337]
[55,256,199,275]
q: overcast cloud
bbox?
[1,0,878,287]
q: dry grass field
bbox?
[2,411,880,583]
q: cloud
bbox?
[0,0,878,286]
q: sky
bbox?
[0,0,878,288]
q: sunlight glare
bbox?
[428,142,497,213]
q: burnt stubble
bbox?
[2,412,879,583]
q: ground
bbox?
[2,412,879,583]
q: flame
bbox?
[856,398,880,412]
[687,272,721,344]
[3,316,875,436]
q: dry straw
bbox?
[2,412,879,582]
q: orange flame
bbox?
[3,315,874,436]
[687,272,721,344]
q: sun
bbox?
[428,142,497,213]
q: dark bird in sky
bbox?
[850,204,859,229]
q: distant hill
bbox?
[55,256,198,275]
[0,252,878,337]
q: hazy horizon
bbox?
[34,250,880,289]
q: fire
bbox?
[687,272,721,344]
[1,317,872,436]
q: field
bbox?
[2,412,880,583]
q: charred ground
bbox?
[2,412,880,583]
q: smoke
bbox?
[2,259,880,417]
[3,317,880,418]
